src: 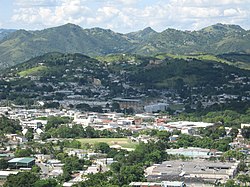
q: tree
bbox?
[146,150,162,164]
[44,102,60,109]
[0,116,21,134]
[3,172,39,187]
[31,165,41,174]
[0,159,8,170]
[76,103,91,111]
[45,116,71,131]
[111,102,121,112]
[0,131,7,146]
[229,127,239,138]
[94,142,111,154]
[224,179,238,187]
[78,173,115,187]
[25,128,34,141]
[85,126,99,138]
[15,148,32,157]
[156,131,171,142]
[63,156,84,174]
[33,179,58,187]
[118,165,145,185]
[223,150,244,161]
[241,126,250,139]
[237,174,250,187]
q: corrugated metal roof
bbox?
[8,157,35,164]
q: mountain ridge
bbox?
[0,23,249,69]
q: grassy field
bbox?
[156,53,231,63]
[18,66,47,76]
[76,138,137,149]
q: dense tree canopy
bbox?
[4,172,39,187]
[0,159,8,170]
[0,116,21,134]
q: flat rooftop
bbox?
[0,171,19,176]
[166,121,214,128]
[148,159,238,176]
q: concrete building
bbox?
[20,120,46,129]
[113,98,142,111]
[146,160,239,185]
[129,181,186,187]
[0,171,18,182]
[166,147,220,159]
[241,123,250,129]
[144,103,168,113]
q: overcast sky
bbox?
[1,0,250,33]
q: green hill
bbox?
[0,23,249,69]
[154,53,250,70]
[5,52,106,80]
[1,52,250,109]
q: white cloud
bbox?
[223,8,239,16]
[169,0,249,7]
[12,0,91,27]
[10,0,250,32]
[115,0,139,5]
[14,0,58,7]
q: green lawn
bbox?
[76,138,137,149]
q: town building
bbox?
[146,160,239,185]
[0,171,18,183]
[129,181,186,187]
[166,147,221,159]
[8,157,35,169]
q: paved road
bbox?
[36,163,50,175]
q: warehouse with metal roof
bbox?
[8,157,35,169]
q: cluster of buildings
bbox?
[145,160,239,186]
[0,104,250,186]
[0,105,218,141]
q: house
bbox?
[129,135,156,143]
[68,149,86,159]
[96,158,116,165]
[169,135,179,142]
[5,134,27,143]
[20,120,47,129]
[84,165,100,174]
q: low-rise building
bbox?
[129,181,186,187]
[146,160,239,184]
[8,157,35,169]
[166,147,219,159]
[144,103,168,113]
[0,171,18,182]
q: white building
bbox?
[144,103,168,113]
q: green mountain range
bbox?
[0,23,249,69]
[0,29,16,41]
